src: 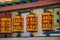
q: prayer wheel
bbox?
[42,11,54,31]
[26,13,38,32]
[13,15,24,33]
[1,17,12,33]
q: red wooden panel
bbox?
[6,13,12,18]
[7,34,12,38]
[0,34,4,38]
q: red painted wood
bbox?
[0,34,5,38]
[7,34,12,38]
[6,13,12,18]
[0,0,60,12]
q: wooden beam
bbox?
[0,0,60,12]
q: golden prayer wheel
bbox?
[13,15,24,33]
[26,13,38,32]
[42,11,54,31]
[1,17,12,33]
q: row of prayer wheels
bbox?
[0,11,55,34]
[0,13,38,33]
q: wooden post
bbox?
[59,11,60,28]
[57,10,60,30]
